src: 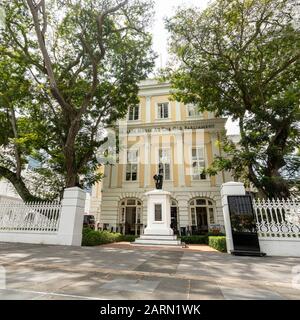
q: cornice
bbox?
[118,118,227,135]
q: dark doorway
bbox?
[125,207,136,235]
[196,207,208,234]
[171,206,179,234]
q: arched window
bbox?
[189,198,215,234]
[119,198,143,235]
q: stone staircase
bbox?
[133,234,181,246]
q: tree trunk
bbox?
[64,143,79,188]
[0,166,43,202]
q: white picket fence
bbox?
[253,198,300,239]
[0,201,61,233]
[0,187,85,246]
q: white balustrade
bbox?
[0,187,85,246]
[253,198,300,239]
[0,201,61,233]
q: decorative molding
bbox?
[123,118,227,135]
[118,192,145,202]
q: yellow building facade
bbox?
[90,80,231,235]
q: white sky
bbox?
[151,0,239,135]
[152,0,210,69]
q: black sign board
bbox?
[227,195,265,256]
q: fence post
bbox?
[58,187,86,246]
[221,182,246,253]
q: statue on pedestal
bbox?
[153,162,164,190]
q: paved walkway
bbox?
[0,242,299,300]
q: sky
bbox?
[151,0,239,135]
[152,0,210,69]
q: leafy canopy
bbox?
[165,0,300,198]
[0,0,155,200]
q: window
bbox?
[126,150,138,181]
[119,198,143,236]
[186,104,202,118]
[191,207,196,225]
[155,204,162,221]
[121,207,125,223]
[128,105,139,121]
[158,148,171,180]
[136,207,142,224]
[191,147,206,180]
[189,198,215,228]
[157,102,169,119]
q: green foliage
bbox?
[165,0,300,198]
[208,236,227,252]
[180,235,208,244]
[0,0,155,201]
[120,235,138,242]
[207,231,225,237]
[82,228,122,246]
[81,229,137,246]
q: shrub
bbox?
[180,235,208,244]
[82,228,123,246]
[207,231,225,236]
[119,235,138,242]
[208,236,227,252]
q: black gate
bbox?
[228,195,265,256]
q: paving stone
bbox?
[0,242,299,300]
[101,278,160,293]
[135,251,183,273]
[220,286,284,300]
[189,280,224,300]
[0,288,43,300]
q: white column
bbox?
[175,130,185,187]
[58,187,86,246]
[175,101,181,121]
[146,96,151,123]
[220,182,246,253]
[178,199,189,228]
[144,133,150,187]
[102,165,110,190]
[111,165,118,188]
[211,132,222,185]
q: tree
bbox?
[0,49,43,201]
[0,0,155,201]
[165,0,300,198]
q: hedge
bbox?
[208,236,227,252]
[81,229,226,251]
[81,228,137,246]
[120,234,138,242]
[180,235,208,244]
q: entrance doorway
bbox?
[196,207,208,233]
[189,198,215,235]
[125,207,136,235]
[170,199,179,235]
[119,198,142,235]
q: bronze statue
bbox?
[153,162,164,189]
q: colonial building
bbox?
[90,79,232,235]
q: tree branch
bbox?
[26,0,74,114]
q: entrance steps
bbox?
[133,234,181,246]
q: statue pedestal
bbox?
[134,190,181,246]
